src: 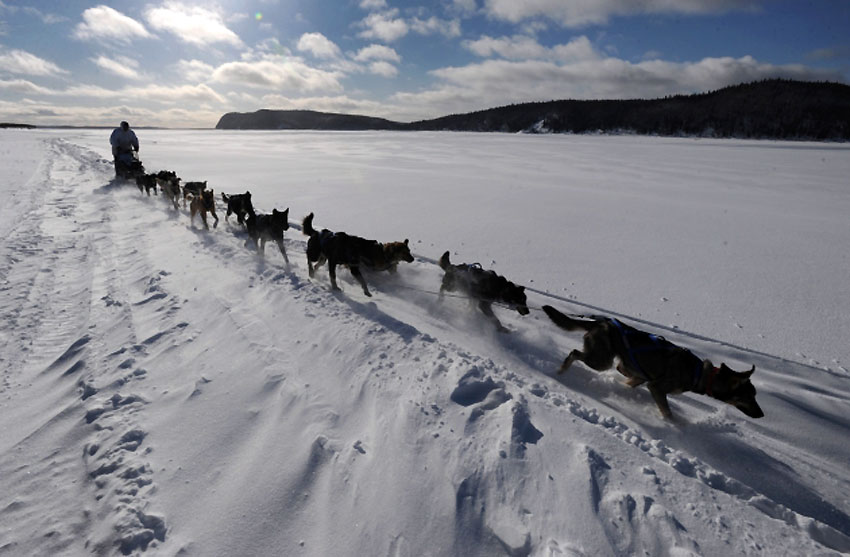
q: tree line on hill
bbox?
[216,79,850,141]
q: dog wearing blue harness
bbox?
[542,305,764,420]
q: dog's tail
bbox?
[542,305,597,332]
[302,212,317,237]
[439,250,451,270]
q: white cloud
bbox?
[73,5,151,43]
[297,32,342,59]
[91,55,142,80]
[175,59,215,82]
[390,53,842,121]
[368,61,398,77]
[61,83,227,106]
[482,0,762,28]
[410,16,461,38]
[354,44,401,63]
[359,0,387,10]
[0,48,68,76]
[211,57,344,93]
[357,10,409,42]
[145,2,243,48]
[463,35,599,62]
[0,78,53,95]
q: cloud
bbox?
[368,61,398,77]
[359,0,387,10]
[410,16,461,38]
[73,5,151,43]
[357,10,409,42]
[61,83,227,105]
[22,6,67,24]
[92,55,142,80]
[297,32,342,59]
[463,35,599,62]
[482,0,762,28]
[0,48,69,76]
[145,2,243,47]
[0,78,53,95]
[211,57,344,93]
[390,53,843,120]
[451,0,478,17]
[175,59,215,82]
[353,44,401,63]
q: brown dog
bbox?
[189,189,219,230]
[542,305,764,420]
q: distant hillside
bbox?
[216,80,850,140]
[215,109,402,131]
[0,123,36,129]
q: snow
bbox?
[1,128,849,556]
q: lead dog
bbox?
[246,208,289,261]
[302,212,414,297]
[438,252,530,332]
[541,305,764,419]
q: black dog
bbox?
[438,251,529,332]
[135,173,158,196]
[221,191,254,225]
[302,212,414,297]
[246,208,289,262]
[542,305,764,420]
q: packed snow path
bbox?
[1,134,849,556]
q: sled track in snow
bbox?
[2,138,849,555]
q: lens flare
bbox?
[255,12,263,21]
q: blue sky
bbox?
[0,0,847,127]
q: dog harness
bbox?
[610,318,702,386]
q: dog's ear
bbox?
[404,239,409,245]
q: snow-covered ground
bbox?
[1,128,849,556]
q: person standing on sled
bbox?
[110,121,139,177]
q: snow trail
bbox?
[1,133,849,556]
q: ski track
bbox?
[0,138,848,556]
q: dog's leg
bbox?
[350,266,371,297]
[478,301,508,333]
[211,209,218,229]
[647,384,674,419]
[276,239,289,264]
[258,238,266,256]
[329,262,341,291]
[557,349,584,374]
[202,211,209,230]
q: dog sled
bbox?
[114,150,145,180]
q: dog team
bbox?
[132,169,764,421]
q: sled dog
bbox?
[155,171,181,210]
[189,189,219,230]
[182,181,207,208]
[135,173,158,196]
[246,208,289,261]
[438,251,529,332]
[302,212,414,297]
[541,305,764,420]
[221,191,254,225]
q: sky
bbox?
[0,0,848,128]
